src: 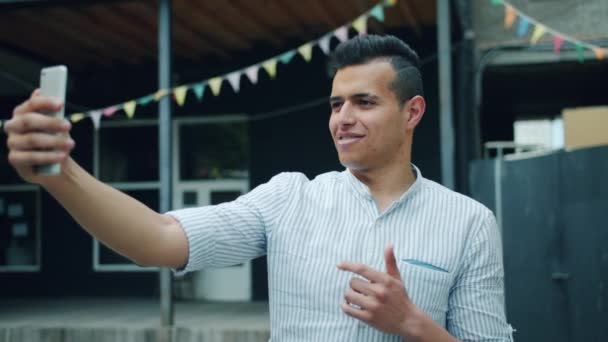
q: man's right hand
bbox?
[4,89,75,184]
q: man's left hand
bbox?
[337,244,422,337]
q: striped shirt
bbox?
[168,166,514,341]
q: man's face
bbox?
[329,61,410,171]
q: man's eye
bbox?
[330,102,342,111]
[359,100,374,106]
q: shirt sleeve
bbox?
[166,172,304,276]
[447,211,515,341]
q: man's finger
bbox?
[338,262,384,283]
[5,113,71,134]
[384,244,401,279]
[344,289,375,311]
[341,301,372,323]
[12,93,63,117]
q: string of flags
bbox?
[0,0,398,131]
[490,0,607,62]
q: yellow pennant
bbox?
[123,101,137,118]
[385,0,397,6]
[530,24,546,44]
[154,89,169,101]
[504,5,516,29]
[208,77,223,96]
[298,43,313,62]
[70,113,86,123]
[352,16,367,34]
[173,86,188,106]
[593,47,606,60]
[262,59,278,78]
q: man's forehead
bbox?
[331,61,395,97]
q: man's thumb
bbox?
[385,244,401,279]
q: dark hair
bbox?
[329,34,424,104]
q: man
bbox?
[4,35,513,341]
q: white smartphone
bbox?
[37,65,68,175]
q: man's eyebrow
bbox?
[351,93,379,100]
[329,93,379,102]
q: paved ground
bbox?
[0,298,270,342]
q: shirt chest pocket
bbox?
[400,261,453,324]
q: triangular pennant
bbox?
[593,47,606,60]
[90,110,102,130]
[123,101,137,118]
[516,16,530,37]
[137,95,155,106]
[504,5,516,29]
[369,5,385,22]
[278,50,297,64]
[245,65,260,84]
[262,59,278,79]
[154,89,169,101]
[173,86,188,106]
[384,0,397,7]
[298,43,313,62]
[226,72,241,93]
[70,113,86,123]
[491,0,502,5]
[575,43,585,63]
[193,83,206,101]
[318,35,332,55]
[102,105,119,117]
[530,24,546,44]
[352,16,368,35]
[553,35,564,55]
[334,26,349,43]
[208,77,224,96]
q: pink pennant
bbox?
[102,106,119,117]
[226,72,241,93]
[334,26,349,42]
[245,65,259,85]
[553,35,564,55]
[89,110,102,130]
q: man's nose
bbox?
[338,101,356,125]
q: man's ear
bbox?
[404,95,426,131]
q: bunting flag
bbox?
[530,24,546,44]
[123,101,137,118]
[70,113,86,123]
[245,65,260,84]
[193,83,206,101]
[504,5,516,29]
[334,26,349,42]
[369,5,385,22]
[298,43,313,62]
[278,50,297,64]
[318,34,332,55]
[491,0,607,63]
[173,86,188,106]
[0,0,402,131]
[90,110,102,130]
[516,16,530,38]
[226,72,241,92]
[352,16,368,35]
[208,77,223,96]
[553,35,564,55]
[262,59,278,78]
[103,105,119,117]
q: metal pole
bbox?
[158,0,173,341]
[437,0,455,189]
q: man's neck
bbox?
[350,162,416,214]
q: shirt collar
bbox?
[343,164,423,204]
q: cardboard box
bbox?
[562,106,608,150]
